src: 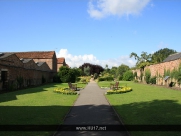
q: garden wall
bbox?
[133,59,181,87]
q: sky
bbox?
[1,0,181,68]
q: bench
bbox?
[110,81,119,90]
[68,82,77,91]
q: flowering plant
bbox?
[106,86,132,95]
[54,87,78,95]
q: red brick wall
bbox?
[132,59,181,87]
[23,60,36,69]
[33,55,57,72]
[0,54,23,68]
[146,59,181,77]
[0,54,54,90]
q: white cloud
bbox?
[56,49,136,68]
[87,0,151,19]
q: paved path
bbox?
[54,81,129,136]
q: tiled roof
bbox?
[20,59,32,63]
[0,53,14,59]
[163,52,181,62]
[57,57,65,64]
[14,51,55,59]
[36,62,45,66]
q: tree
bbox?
[116,64,130,80]
[84,66,90,76]
[79,63,104,75]
[145,69,151,84]
[151,48,177,63]
[110,67,117,78]
[58,66,76,83]
[130,51,152,69]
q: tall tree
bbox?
[151,48,177,63]
[130,51,152,69]
[79,63,104,75]
[110,67,117,77]
[84,66,90,76]
[116,64,130,80]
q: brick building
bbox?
[57,57,68,71]
[0,51,57,91]
[15,51,57,72]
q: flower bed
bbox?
[54,87,78,95]
[106,87,132,95]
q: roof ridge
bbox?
[169,52,181,56]
[14,51,55,53]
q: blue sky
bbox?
[1,0,181,68]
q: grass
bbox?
[98,81,181,136]
[0,83,87,136]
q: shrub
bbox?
[149,76,156,84]
[16,76,24,89]
[76,77,81,82]
[98,76,114,82]
[79,76,91,84]
[98,77,105,82]
[123,71,134,81]
[58,66,76,83]
[106,76,114,81]
[94,73,98,79]
[80,77,87,83]
[8,81,16,91]
[145,69,151,84]
[53,75,61,83]
[118,75,123,81]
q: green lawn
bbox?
[0,83,86,136]
[98,81,181,136]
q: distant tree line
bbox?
[130,48,177,70]
[54,63,104,83]
[53,48,177,83]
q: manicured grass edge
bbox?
[103,94,131,136]
[52,92,81,136]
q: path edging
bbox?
[52,90,82,136]
[104,93,131,136]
